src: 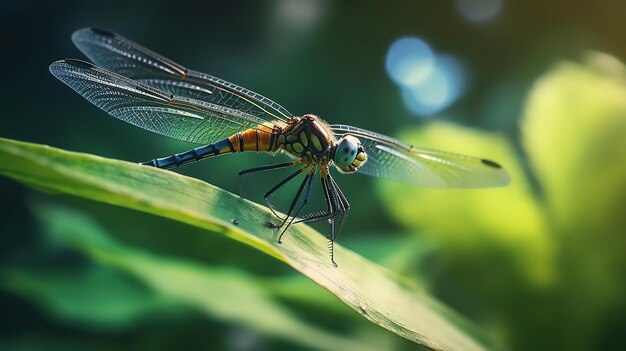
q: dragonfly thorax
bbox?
[277,114,334,163]
[276,114,367,173]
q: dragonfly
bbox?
[50,28,510,266]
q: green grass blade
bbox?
[2,267,184,329]
[0,137,495,351]
[6,204,387,351]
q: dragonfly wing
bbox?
[71,28,293,122]
[331,125,510,188]
[50,59,270,144]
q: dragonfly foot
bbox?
[328,240,338,267]
[277,225,289,244]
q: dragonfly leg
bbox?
[277,166,317,244]
[263,165,307,220]
[295,175,336,224]
[238,161,301,198]
[292,172,349,267]
[296,173,350,232]
[328,240,337,268]
[325,174,350,267]
[276,168,312,243]
[327,173,351,238]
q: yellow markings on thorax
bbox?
[282,130,310,156]
[278,116,335,160]
[300,132,308,147]
[309,133,323,152]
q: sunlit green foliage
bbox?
[378,53,626,350]
[4,205,387,351]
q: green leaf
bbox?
[520,52,626,350]
[21,204,391,351]
[523,52,626,237]
[0,137,496,351]
[2,266,183,329]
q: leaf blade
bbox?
[0,137,495,351]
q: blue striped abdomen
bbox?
[140,138,234,169]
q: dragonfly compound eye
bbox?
[334,135,367,173]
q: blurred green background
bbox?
[1,0,626,350]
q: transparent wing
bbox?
[71,27,293,122]
[50,59,273,144]
[331,125,510,188]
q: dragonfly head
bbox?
[333,135,367,173]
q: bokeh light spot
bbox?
[386,36,467,117]
[385,37,435,86]
[456,0,503,23]
[434,54,466,102]
[401,68,450,116]
[274,0,329,30]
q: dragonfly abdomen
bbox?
[228,126,279,153]
[140,138,235,169]
[140,126,280,169]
